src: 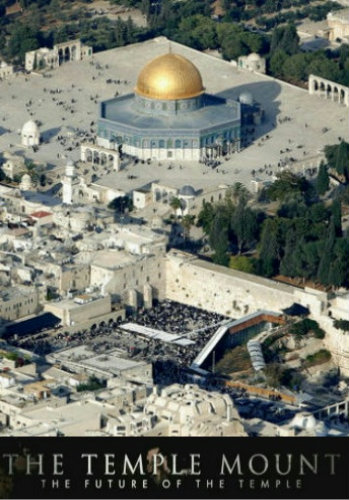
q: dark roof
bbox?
[4,313,61,338]
[283,303,310,317]
[179,185,196,196]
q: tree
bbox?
[264,363,283,388]
[266,171,311,203]
[270,24,299,56]
[229,255,256,274]
[39,173,46,187]
[209,212,229,266]
[330,199,342,236]
[229,182,249,206]
[333,319,349,332]
[316,161,329,196]
[8,23,41,62]
[325,141,349,183]
[308,56,341,84]
[176,15,217,50]
[335,141,349,183]
[282,53,309,82]
[230,201,258,254]
[169,197,182,217]
[197,201,215,235]
[181,214,195,241]
[269,49,287,78]
[258,218,282,277]
[217,23,249,61]
[108,195,133,213]
[317,217,335,285]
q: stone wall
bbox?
[93,252,166,304]
[164,250,296,318]
[317,315,349,377]
[164,250,349,376]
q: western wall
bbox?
[164,250,349,376]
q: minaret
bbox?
[20,173,32,191]
[62,159,76,205]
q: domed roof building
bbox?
[179,185,196,197]
[97,52,241,161]
[21,120,40,147]
[135,53,204,100]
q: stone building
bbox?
[327,9,349,43]
[44,294,111,326]
[143,384,246,436]
[1,153,26,180]
[0,61,14,80]
[0,285,41,321]
[21,120,40,147]
[61,158,123,205]
[309,74,349,107]
[96,52,241,161]
[25,39,93,72]
[238,52,266,74]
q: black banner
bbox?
[0,437,347,499]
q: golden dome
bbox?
[135,53,204,100]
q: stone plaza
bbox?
[0,36,348,193]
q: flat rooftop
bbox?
[0,37,346,193]
[91,249,138,269]
[120,322,195,346]
[50,345,147,374]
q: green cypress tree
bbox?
[330,199,342,237]
[317,218,335,285]
[316,161,329,196]
[210,213,229,266]
[334,141,349,182]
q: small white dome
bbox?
[22,120,39,135]
[0,61,7,68]
[290,412,317,431]
[239,91,254,105]
[22,173,31,182]
[248,52,261,61]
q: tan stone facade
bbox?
[327,9,349,42]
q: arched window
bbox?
[159,140,165,148]
[175,139,181,148]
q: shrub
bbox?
[303,349,331,367]
[333,319,349,332]
[289,319,325,338]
